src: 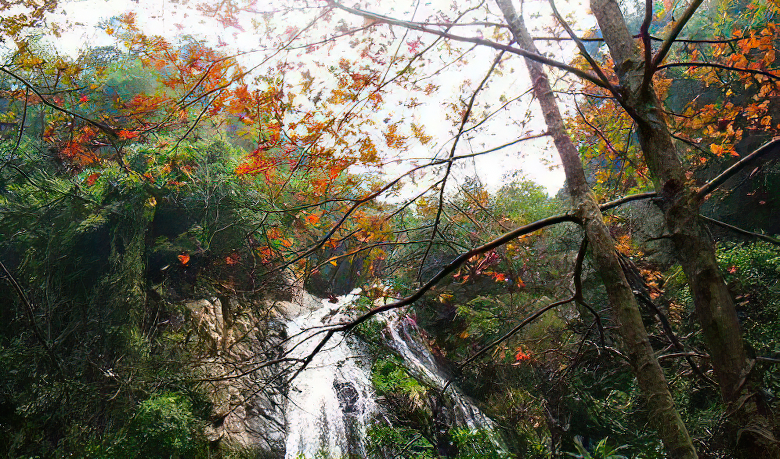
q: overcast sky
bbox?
[33,0,602,195]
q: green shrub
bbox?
[116,393,207,459]
[452,428,511,459]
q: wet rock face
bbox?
[194,290,505,458]
[186,297,288,455]
[334,381,360,414]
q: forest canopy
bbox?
[1,0,779,458]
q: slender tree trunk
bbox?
[496,2,697,457]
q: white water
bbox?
[283,293,377,459]
[280,293,502,458]
[385,312,497,431]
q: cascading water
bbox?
[384,312,497,431]
[283,292,377,459]
[277,291,504,458]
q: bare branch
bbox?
[640,0,654,87]
[548,0,617,95]
[0,87,29,175]
[0,260,62,372]
[458,296,575,369]
[336,213,580,333]
[700,215,780,246]
[599,191,658,212]
[697,138,780,200]
[573,237,606,347]
[651,0,705,70]
[657,62,780,82]
[328,1,610,88]
[0,66,117,137]
[418,50,505,281]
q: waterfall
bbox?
[275,291,504,458]
[283,292,377,459]
[384,312,497,431]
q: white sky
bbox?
[31,0,600,195]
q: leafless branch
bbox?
[657,61,780,82]
[328,1,610,88]
[640,0,654,87]
[573,237,606,347]
[418,50,504,281]
[548,0,617,95]
[0,260,62,372]
[651,0,705,70]
[700,215,780,246]
[697,138,780,200]
[457,296,575,369]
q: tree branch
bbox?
[419,50,504,281]
[548,0,616,94]
[328,1,610,88]
[573,237,606,347]
[657,62,780,82]
[700,215,780,246]
[599,191,658,212]
[0,260,62,372]
[641,0,654,87]
[696,138,780,200]
[651,0,705,69]
[336,213,580,333]
[457,296,575,369]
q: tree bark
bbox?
[496,1,697,457]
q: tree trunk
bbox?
[589,0,750,404]
[589,1,778,454]
[496,2,697,457]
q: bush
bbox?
[116,393,207,459]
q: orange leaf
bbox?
[177,253,190,265]
[329,166,340,181]
[118,130,138,140]
[306,214,320,224]
[226,253,240,265]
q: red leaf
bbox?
[177,253,190,265]
[329,166,340,181]
[85,173,100,186]
[118,130,138,140]
[514,347,530,362]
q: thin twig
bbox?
[651,0,705,70]
[328,1,609,88]
[700,215,780,246]
[0,261,62,372]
